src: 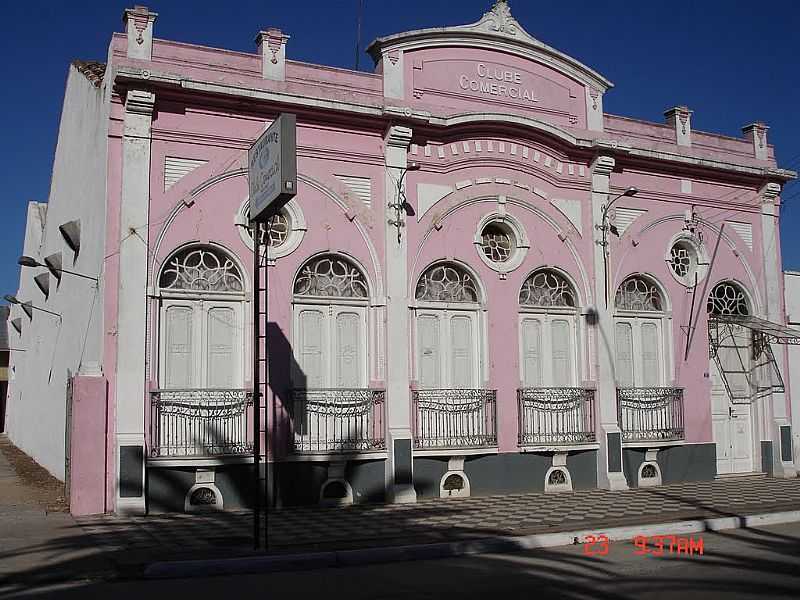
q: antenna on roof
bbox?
[355,0,365,71]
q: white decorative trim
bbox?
[550,198,583,235]
[336,174,372,208]
[164,157,208,191]
[185,481,224,513]
[544,455,573,493]
[638,451,662,487]
[614,207,647,235]
[320,462,354,506]
[725,221,753,251]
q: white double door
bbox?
[415,309,479,389]
[710,325,755,475]
[160,299,244,389]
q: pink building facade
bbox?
[7,2,798,515]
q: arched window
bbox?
[158,245,245,390]
[707,281,750,317]
[518,269,579,388]
[292,255,369,389]
[414,263,482,389]
[614,276,667,388]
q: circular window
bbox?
[235,198,306,260]
[480,222,514,263]
[665,235,707,286]
[473,212,529,275]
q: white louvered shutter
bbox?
[615,322,634,387]
[298,309,326,388]
[450,315,474,388]
[417,315,440,389]
[521,319,542,387]
[551,319,572,387]
[206,307,235,388]
[335,312,361,388]
[165,305,194,388]
[640,322,660,387]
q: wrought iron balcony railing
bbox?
[517,388,596,446]
[149,389,253,458]
[291,388,386,454]
[616,387,685,443]
[412,389,498,450]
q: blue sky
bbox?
[1,0,799,297]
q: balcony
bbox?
[412,389,497,451]
[517,388,596,447]
[291,388,386,455]
[616,387,685,443]
[149,389,253,458]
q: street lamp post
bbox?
[597,187,639,307]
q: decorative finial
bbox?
[487,0,516,35]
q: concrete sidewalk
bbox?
[2,433,800,586]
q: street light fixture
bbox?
[387,161,421,244]
[4,295,62,320]
[597,187,639,307]
[18,255,98,282]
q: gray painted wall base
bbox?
[623,443,717,487]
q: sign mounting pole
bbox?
[248,113,297,552]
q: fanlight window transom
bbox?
[615,276,663,312]
[415,263,479,303]
[294,255,368,298]
[519,269,576,308]
[159,246,244,293]
[707,282,749,316]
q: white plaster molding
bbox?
[761,182,781,203]
[664,231,710,288]
[122,6,157,60]
[336,174,372,207]
[613,207,646,236]
[382,49,404,99]
[115,87,155,515]
[164,157,207,191]
[550,198,582,235]
[256,28,289,81]
[367,2,613,92]
[637,455,662,488]
[383,124,416,504]
[591,154,615,176]
[417,183,454,220]
[586,87,604,132]
[665,106,692,147]
[724,220,753,251]
[743,122,769,161]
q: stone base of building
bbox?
[621,443,717,488]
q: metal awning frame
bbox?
[710,315,800,345]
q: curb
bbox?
[143,509,800,579]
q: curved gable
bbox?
[368,1,611,131]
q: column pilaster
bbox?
[115,88,155,514]
[383,125,417,503]
[591,154,628,490]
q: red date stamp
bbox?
[581,534,704,557]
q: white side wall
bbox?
[785,271,800,468]
[6,64,109,480]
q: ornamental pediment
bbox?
[368,1,610,130]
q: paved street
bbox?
[3,522,800,599]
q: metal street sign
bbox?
[248,113,297,222]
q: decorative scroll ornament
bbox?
[707,282,749,316]
[416,263,479,302]
[485,0,518,35]
[294,255,368,298]
[519,269,576,307]
[159,247,244,293]
[615,276,663,312]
